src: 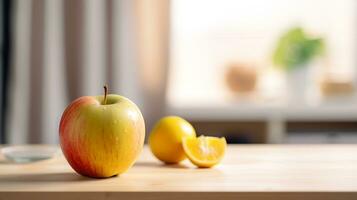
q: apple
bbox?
[59,85,145,178]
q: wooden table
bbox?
[1,145,357,200]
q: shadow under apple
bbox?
[0,172,96,182]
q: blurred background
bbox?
[1,0,357,144]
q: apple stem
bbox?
[103,85,108,105]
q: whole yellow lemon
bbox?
[149,116,196,164]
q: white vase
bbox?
[286,66,309,103]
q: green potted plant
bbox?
[273,27,325,101]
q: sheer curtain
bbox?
[6,0,169,144]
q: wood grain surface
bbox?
[0,145,356,200]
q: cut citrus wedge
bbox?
[182,135,227,168]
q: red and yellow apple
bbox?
[59,86,145,178]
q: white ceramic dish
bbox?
[1,146,59,163]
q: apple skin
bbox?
[59,95,145,178]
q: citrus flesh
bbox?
[182,136,226,168]
[149,116,196,164]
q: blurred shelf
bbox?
[167,96,357,143]
[285,132,357,144]
[168,100,357,121]
[168,92,357,121]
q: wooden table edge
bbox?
[1,191,357,200]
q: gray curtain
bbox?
[6,0,169,144]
